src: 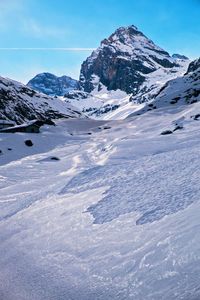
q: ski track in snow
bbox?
[1,107,200,300]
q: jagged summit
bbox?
[79,24,182,94]
[102,24,172,60]
[103,24,163,50]
[25,25,190,120]
[118,24,139,31]
[105,25,142,42]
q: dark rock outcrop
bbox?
[0,76,84,124]
[186,58,200,74]
[25,140,33,147]
[27,73,80,96]
[80,25,180,95]
[127,57,200,118]
[172,54,189,60]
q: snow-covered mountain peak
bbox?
[69,25,190,119]
[103,25,144,45]
[27,72,79,96]
[80,25,184,96]
[102,24,168,56]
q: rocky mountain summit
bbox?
[79,25,187,96]
[27,73,79,96]
[25,25,192,120]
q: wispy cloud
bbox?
[0,2,70,40]
[20,19,70,39]
[0,0,24,31]
[0,0,24,11]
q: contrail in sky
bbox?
[0,48,96,51]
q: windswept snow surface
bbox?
[1,104,200,299]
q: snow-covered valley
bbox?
[1,101,200,299]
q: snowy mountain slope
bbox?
[24,25,190,120]
[64,25,189,119]
[0,75,84,124]
[93,57,188,120]
[80,25,183,94]
[65,56,188,120]
[127,57,200,118]
[27,72,80,96]
[64,87,130,118]
[1,100,200,299]
[0,119,107,166]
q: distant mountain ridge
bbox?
[172,53,189,60]
[26,25,193,120]
[27,73,79,96]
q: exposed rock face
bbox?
[0,76,84,124]
[27,73,80,96]
[186,58,200,74]
[172,54,189,60]
[128,57,200,117]
[80,25,181,95]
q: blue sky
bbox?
[0,0,199,83]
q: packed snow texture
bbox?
[1,100,200,299]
